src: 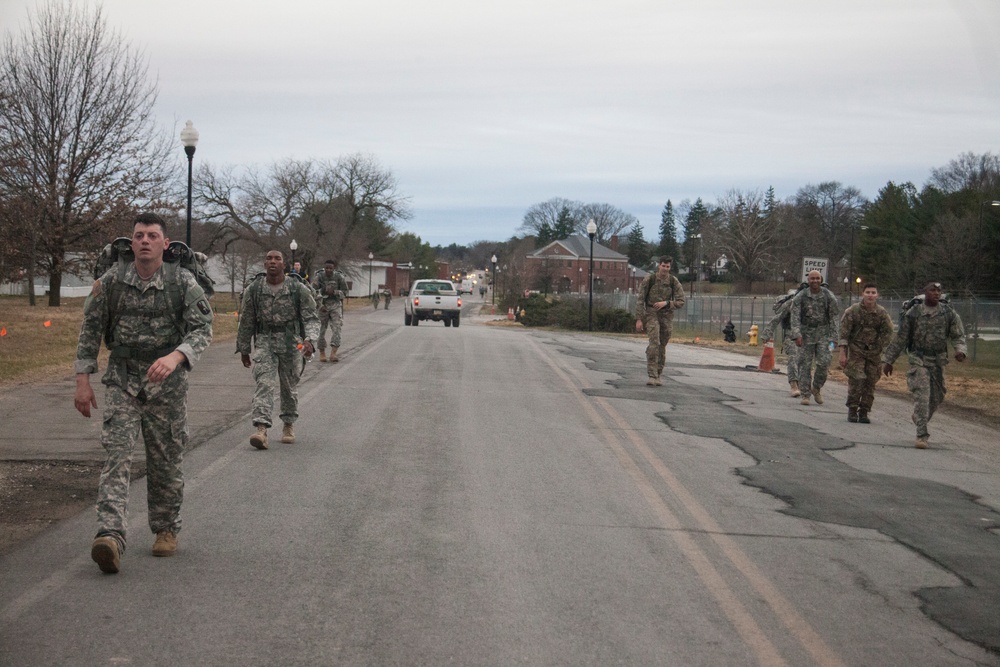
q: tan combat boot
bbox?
[915,437,929,449]
[789,380,800,397]
[330,346,340,363]
[250,424,268,450]
[152,531,177,557]
[91,536,121,574]
[812,386,823,404]
[282,422,295,444]
[319,350,328,362]
[647,377,657,386]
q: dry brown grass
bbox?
[0,295,239,388]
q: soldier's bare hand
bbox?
[955,352,966,362]
[882,363,893,377]
[635,320,644,333]
[241,353,252,368]
[147,351,183,384]
[302,341,315,357]
[795,336,803,347]
[74,378,97,418]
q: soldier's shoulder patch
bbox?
[197,299,212,315]
[91,280,102,297]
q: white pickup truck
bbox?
[404,279,463,327]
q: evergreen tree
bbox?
[553,206,576,240]
[658,200,680,260]
[535,222,554,248]
[763,186,777,219]
[625,223,649,266]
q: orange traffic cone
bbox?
[758,340,775,372]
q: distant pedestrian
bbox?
[237,250,319,450]
[838,282,894,423]
[635,256,686,386]
[383,289,392,309]
[371,291,380,309]
[790,270,841,406]
[74,212,214,574]
[313,259,348,362]
[882,282,966,448]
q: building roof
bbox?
[529,234,629,261]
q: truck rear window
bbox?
[414,282,455,294]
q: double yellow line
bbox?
[529,336,846,667]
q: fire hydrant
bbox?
[747,324,759,346]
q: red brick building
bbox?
[525,234,639,293]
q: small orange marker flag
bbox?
[0,327,6,336]
[43,321,52,327]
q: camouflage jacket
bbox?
[237,276,320,354]
[789,287,841,343]
[74,263,214,396]
[313,269,349,307]
[636,272,686,320]
[883,303,967,368]
[838,303,894,360]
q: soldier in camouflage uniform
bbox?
[237,250,320,449]
[882,282,966,449]
[635,256,686,386]
[313,259,349,362]
[74,213,214,574]
[762,289,803,397]
[790,270,841,406]
[837,282,894,423]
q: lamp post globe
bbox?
[179,120,199,247]
[586,220,597,331]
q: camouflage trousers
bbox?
[644,313,673,378]
[251,343,303,427]
[97,379,188,554]
[797,341,832,398]
[318,301,344,350]
[844,354,881,411]
[907,365,946,439]
[781,334,801,385]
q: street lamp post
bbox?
[587,219,597,331]
[368,252,374,296]
[491,254,497,305]
[179,120,199,247]
[289,239,298,272]
[690,234,702,297]
[847,223,869,304]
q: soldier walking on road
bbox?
[635,256,686,386]
[313,259,349,362]
[74,213,214,574]
[838,282,894,423]
[882,282,966,449]
[237,250,320,450]
[762,286,805,397]
[790,270,841,406]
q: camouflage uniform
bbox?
[237,276,320,427]
[313,269,349,351]
[882,303,966,440]
[789,286,841,399]
[75,264,213,554]
[838,302,894,412]
[761,298,800,386]
[636,272,686,379]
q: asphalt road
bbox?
[2,299,999,665]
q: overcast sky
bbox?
[3,0,999,246]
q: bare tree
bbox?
[519,197,583,237]
[578,202,639,243]
[715,189,778,292]
[793,181,867,268]
[0,1,173,306]
[928,151,1000,194]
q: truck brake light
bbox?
[413,297,419,306]
[457,297,462,307]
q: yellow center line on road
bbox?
[527,335,847,667]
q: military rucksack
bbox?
[774,282,808,328]
[93,237,215,343]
